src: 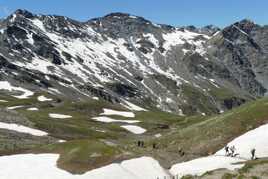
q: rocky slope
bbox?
[0,9,267,115]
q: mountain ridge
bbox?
[0,9,267,115]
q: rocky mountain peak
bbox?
[104,12,132,18]
[233,19,256,34]
[14,9,34,18]
[101,12,149,23]
[201,25,221,34]
[0,10,267,115]
[87,12,162,38]
[184,25,197,31]
[184,25,220,36]
[220,19,258,41]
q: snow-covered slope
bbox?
[0,122,48,136]
[170,122,268,177]
[170,156,244,178]
[0,154,169,179]
[2,123,268,179]
[216,123,268,159]
[1,9,265,115]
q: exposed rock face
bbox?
[0,10,267,115]
[207,19,267,96]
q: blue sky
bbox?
[0,0,267,27]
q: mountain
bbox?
[0,9,267,116]
[1,9,268,178]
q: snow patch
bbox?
[58,140,66,143]
[233,25,249,36]
[123,100,147,111]
[143,33,159,47]
[26,32,34,45]
[163,29,209,56]
[0,28,4,34]
[0,81,34,99]
[38,95,53,102]
[166,97,173,104]
[0,122,48,136]
[92,97,99,100]
[48,88,61,94]
[27,107,39,111]
[121,125,147,134]
[155,133,162,138]
[49,113,72,119]
[92,117,140,124]
[100,108,135,118]
[170,156,244,177]
[0,154,168,179]
[7,106,24,110]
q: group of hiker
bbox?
[137,140,145,147]
[224,145,256,160]
[224,145,238,157]
[137,140,159,149]
[137,140,257,160]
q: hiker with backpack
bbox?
[251,148,256,160]
[230,145,236,157]
[224,145,230,156]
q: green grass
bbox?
[238,158,268,173]
[140,97,268,163]
[1,90,268,174]
[221,173,238,179]
[1,91,198,172]
[0,93,132,140]
[180,84,219,115]
[198,158,268,178]
[35,139,123,174]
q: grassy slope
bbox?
[184,158,268,178]
[0,92,186,173]
[135,97,268,167]
[1,91,268,174]
[180,83,253,116]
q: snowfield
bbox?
[1,123,268,178]
[100,108,135,118]
[170,123,268,177]
[0,122,48,136]
[49,113,72,119]
[58,140,66,143]
[0,100,8,102]
[27,107,39,111]
[123,100,148,111]
[162,29,209,55]
[170,156,244,177]
[6,105,24,110]
[216,123,268,159]
[92,116,140,124]
[155,133,162,138]
[121,125,147,134]
[0,81,34,99]
[0,154,169,179]
[38,95,53,102]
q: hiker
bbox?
[141,141,144,148]
[224,145,229,156]
[180,150,185,156]
[230,145,236,157]
[251,148,256,160]
[153,143,157,149]
[137,140,143,147]
[137,141,141,147]
[178,147,185,156]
